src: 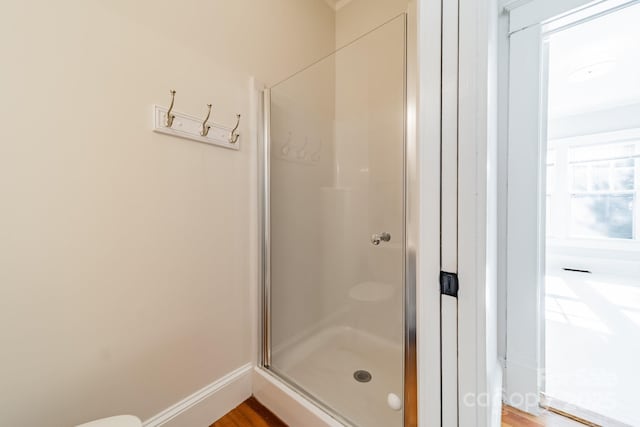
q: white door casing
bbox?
[501,0,637,416]
[504,21,546,414]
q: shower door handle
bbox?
[371,232,391,246]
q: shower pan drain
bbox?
[353,370,372,383]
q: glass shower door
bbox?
[265,15,406,427]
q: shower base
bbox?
[271,325,403,427]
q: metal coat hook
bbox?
[152,93,240,151]
[229,114,241,144]
[165,90,177,128]
[200,104,212,136]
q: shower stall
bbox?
[260,14,416,426]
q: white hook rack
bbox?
[152,105,240,150]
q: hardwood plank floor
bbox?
[502,406,593,427]
[213,399,590,426]
[211,397,286,427]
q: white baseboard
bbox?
[252,367,343,427]
[489,363,504,427]
[504,359,541,415]
[143,364,252,427]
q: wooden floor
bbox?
[211,397,287,427]
[213,398,589,426]
[502,406,592,427]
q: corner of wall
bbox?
[143,364,252,427]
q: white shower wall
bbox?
[269,56,337,351]
[269,0,410,353]
[268,14,407,426]
[332,15,406,344]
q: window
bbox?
[546,138,640,242]
[546,149,556,236]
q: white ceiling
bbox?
[547,3,640,118]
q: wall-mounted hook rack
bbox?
[152,104,240,150]
[200,104,212,137]
[165,90,177,127]
[229,114,241,144]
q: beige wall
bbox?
[0,1,334,426]
[336,0,409,48]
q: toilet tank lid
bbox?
[76,415,142,427]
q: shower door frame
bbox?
[258,11,419,427]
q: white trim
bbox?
[542,0,638,33]
[497,0,511,407]
[507,0,640,36]
[458,0,501,426]
[142,364,252,427]
[541,395,635,427]
[252,367,343,427]
[416,0,444,425]
[441,296,459,426]
[504,23,545,415]
[503,0,535,12]
[441,0,459,424]
[550,128,640,147]
[441,0,459,274]
[503,361,541,410]
[507,0,596,33]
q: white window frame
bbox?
[547,128,640,251]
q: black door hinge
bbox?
[440,271,459,298]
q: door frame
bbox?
[456,0,503,425]
[500,0,640,415]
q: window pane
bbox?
[570,194,634,239]
[614,158,634,168]
[591,162,610,191]
[569,143,635,162]
[571,164,588,192]
[612,165,635,191]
